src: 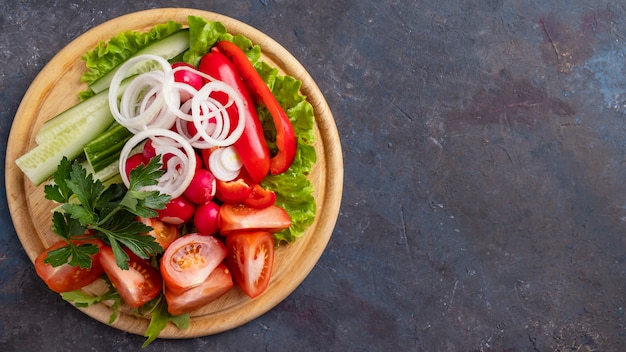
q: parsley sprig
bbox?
[43,156,171,270]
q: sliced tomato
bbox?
[139,217,179,250]
[160,234,228,295]
[99,246,163,308]
[225,231,274,298]
[243,184,276,209]
[164,263,233,316]
[218,203,291,235]
[34,239,105,293]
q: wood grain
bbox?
[5,8,343,338]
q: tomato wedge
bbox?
[164,263,233,316]
[160,234,228,295]
[139,217,179,250]
[219,203,291,235]
[225,231,275,298]
[34,239,105,293]
[99,246,163,308]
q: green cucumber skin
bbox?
[36,79,130,144]
[16,110,116,185]
[84,122,133,173]
[18,80,130,185]
[89,29,190,94]
[35,90,110,144]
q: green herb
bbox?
[61,276,123,324]
[142,297,190,348]
[43,156,171,270]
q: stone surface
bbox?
[1,1,625,351]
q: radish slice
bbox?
[119,128,197,198]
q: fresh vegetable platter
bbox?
[5,8,342,340]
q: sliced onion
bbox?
[109,55,176,133]
[119,128,197,198]
[189,81,247,147]
[208,146,242,181]
[112,55,251,194]
[218,146,244,172]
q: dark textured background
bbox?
[2,1,626,351]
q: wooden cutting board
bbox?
[5,8,343,338]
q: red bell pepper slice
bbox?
[198,48,270,184]
[215,40,297,175]
[243,183,276,209]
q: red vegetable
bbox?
[225,231,274,298]
[139,217,179,250]
[218,203,291,235]
[198,48,270,183]
[194,201,221,235]
[157,195,195,225]
[171,62,204,102]
[183,168,216,205]
[34,239,105,293]
[124,152,147,179]
[164,263,233,316]
[160,234,228,295]
[99,246,163,308]
[215,174,253,203]
[215,40,297,175]
[243,183,276,209]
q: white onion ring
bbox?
[208,146,243,181]
[112,54,251,196]
[109,55,175,133]
[118,128,197,198]
[189,81,246,147]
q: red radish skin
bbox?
[171,62,204,102]
[157,195,196,225]
[184,168,217,205]
[124,153,147,179]
[194,201,221,235]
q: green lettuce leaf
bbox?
[182,15,227,67]
[254,66,317,244]
[80,21,183,85]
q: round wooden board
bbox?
[5,8,343,338]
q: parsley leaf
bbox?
[50,211,86,241]
[61,277,122,323]
[44,156,170,270]
[44,241,100,269]
[44,157,74,203]
[142,296,190,347]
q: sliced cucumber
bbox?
[89,29,190,94]
[35,78,130,144]
[83,122,133,174]
[17,108,117,185]
[82,158,123,184]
